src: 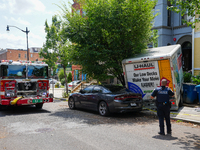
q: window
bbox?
[82,86,93,93]
[1,64,26,79]
[31,54,33,58]
[167,0,171,26]
[92,86,102,93]
[167,10,171,26]
[18,54,21,58]
[25,54,27,58]
[181,10,193,25]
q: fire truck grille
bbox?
[18,82,37,91]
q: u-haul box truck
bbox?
[122,44,183,110]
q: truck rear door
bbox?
[124,59,173,109]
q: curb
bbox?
[171,117,200,125]
[183,103,200,108]
[143,108,200,125]
[53,97,68,101]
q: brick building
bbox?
[0,47,43,62]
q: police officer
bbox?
[151,79,174,135]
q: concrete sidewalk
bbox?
[170,105,200,124]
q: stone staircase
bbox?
[71,80,97,93]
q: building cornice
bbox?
[152,26,172,30]
[152,25,191,30]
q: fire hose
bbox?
[10,96,23,105]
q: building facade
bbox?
[153,0,192,71]
[0,47,43,62]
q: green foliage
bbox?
[176,120,183,123]
[60,0,157,86]
[39,15,60,76]
[67,72,72,83]
[183,72,192,83]
[62,91,69,98]
[152,30,158,48]
[58,69,65,81]
[192,75,200,85]
[59,70,72,85]
[61,78,66,86]
[168,0,200,28]
[55,82,60,88]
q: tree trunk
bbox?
[63,67,68,94]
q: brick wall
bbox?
[72,0,83,16]
[2,49,43,61]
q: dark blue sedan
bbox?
[68,85,143,116]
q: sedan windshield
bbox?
[1,65,26,79]
[28,65,48,79]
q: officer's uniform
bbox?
[151,86,174,135]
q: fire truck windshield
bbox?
[27,65,48,79]
[1,65,26,79]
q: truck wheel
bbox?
[35,103,43,109]
[49,93,53,98]
[0,105,7,111]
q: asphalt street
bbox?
[0,100,200,150]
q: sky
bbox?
[0,0,73,50]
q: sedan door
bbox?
[78,86,94,108]
[88,86,103,110]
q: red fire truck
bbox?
[0,60,53,110]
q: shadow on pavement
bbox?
[172,132,200,149]
[0,105,51,117]
[50,107,158,125]
[152,134,178,140]
[152,132,200,149]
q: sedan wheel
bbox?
[68,97,75,109]
[98,101,109,116]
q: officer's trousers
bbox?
[157,104,171,134]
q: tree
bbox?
[60,0,156,86]
[58,68,65,81]
[168,0,200,28]
[57,42,73,94]
[39,16,60,77]
[67,72,72,83]
[40,15,72,94]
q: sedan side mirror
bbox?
[79,89,84,93]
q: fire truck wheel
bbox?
[68,97,76,109]
[0,105,7,111]
[49,94,53,98]
[35,103,43,109]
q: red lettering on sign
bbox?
[134,67,155,71]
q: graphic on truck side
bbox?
[128,82,146,98]
[125,61,160,100]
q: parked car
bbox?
[68,85,143,116]
[49,78,58,84]
[68,80,82,91]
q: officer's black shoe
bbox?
[158,132,165,135]
[167,131,172,135]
